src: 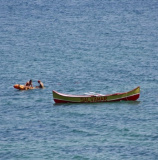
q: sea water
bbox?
[0,0,158,159]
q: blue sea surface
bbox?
[0,0,158,159]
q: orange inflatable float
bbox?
[13,84,34,90]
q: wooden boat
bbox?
[53,86,140,103]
